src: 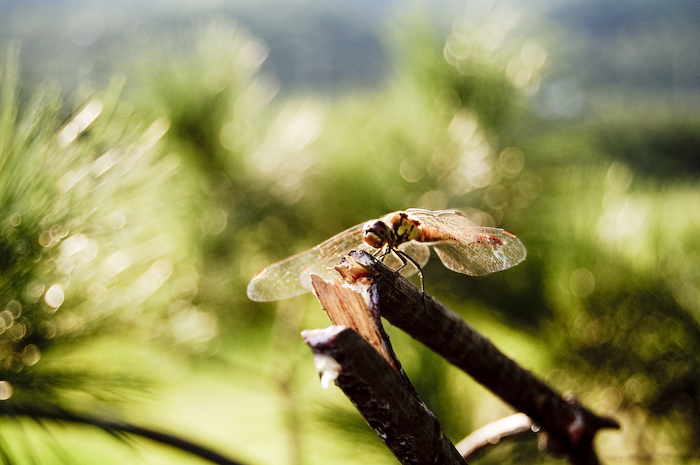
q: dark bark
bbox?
[302,326,467,465]
[332,250,619,465]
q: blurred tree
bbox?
[514,119,700,462]
[0,46,216,463]
[1,3,699,464]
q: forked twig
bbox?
[330,250,619,465]
[307,273,466,463]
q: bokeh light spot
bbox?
[38,230,54,248]
[57,100,103,146]
[9,213,21,227]
[0,381,13,401]
[598,386,622,412]
[21,344,41,366]
[511,174,541,207]
[60,233,89,256]
[203,67,232,92]
[582,316,615,347]
[448,111,478,143]
[25,282,45,303]
[444,33,472,62]
[220,120,252,150]
[570,268,595,297]
[0,310,13,333]
[92,150,119,176]
[466,209,496,227]
[108,212,126,230]
[484,184,509,210]
[104,250,133,277]
[38,321,57,339]
[5,300,22,319]
[400,157,425,183]
[202,208,228,236]
[7,322,26,341]
[45,283,65,309]
[418,190,448,211]
[499,147,525,176]
[520,42,547,70]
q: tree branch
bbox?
[1,405,246,465]
[334,250,619,465]
[455,413,534,460]
[302,325,467,465]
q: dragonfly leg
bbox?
[393,249,426,299]
[374,244,392,262]
[393,249,408,272]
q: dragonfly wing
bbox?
[405,208,477,229]
[247,222,366,301]
[405,209,526,276]
[432,227,526,276]
[247,247,325,301]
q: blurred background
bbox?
[1,0,699,463]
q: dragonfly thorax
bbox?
[362,212,421,250]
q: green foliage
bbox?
[513,124,700,460]
[392,12,524,133]
[1,5,699,465]
[0,44,210,461]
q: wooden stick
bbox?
[455,413,534,460]
[310,273,400,372]
[334,250,619,465]
[302,326,467,465]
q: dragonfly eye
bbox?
[363,220,391,249]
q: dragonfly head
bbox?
[362,220,392,249]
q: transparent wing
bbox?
[247,213,433,302]
[247,222,366,301]
[246,218,432,302]
[405,209,526,276]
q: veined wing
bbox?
[246,218,430,302]
[405,208,526,276]
[246,222,365,301]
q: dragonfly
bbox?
[246,208,526,302]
